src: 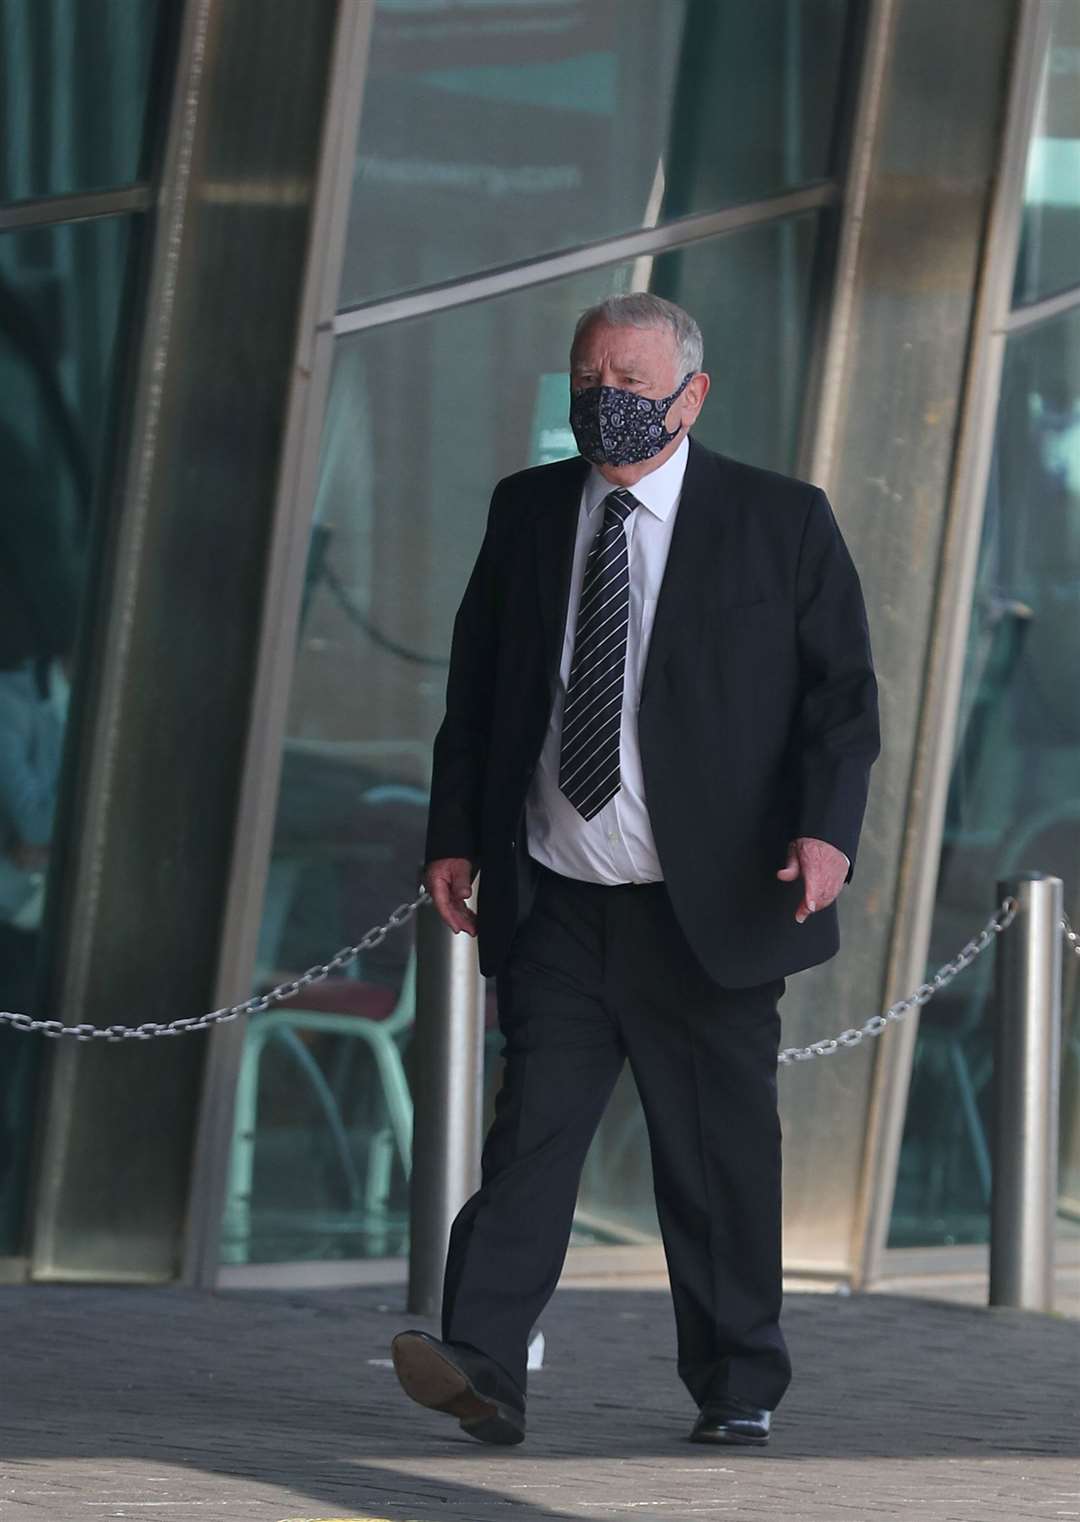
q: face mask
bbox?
[569,372,693,467]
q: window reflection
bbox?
[226,214,826,1264]
[339,0,851,307]
[0,0,165,204]
[1013,0,1080,308]
[891,308,1080,1246]
[0,217,135,1253]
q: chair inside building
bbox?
[222,768,427,1264]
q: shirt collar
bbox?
[583,435,690,522]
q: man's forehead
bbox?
[571,322,675,366]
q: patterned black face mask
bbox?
[569,372,693,467]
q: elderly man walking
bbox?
[392,293,879,1447]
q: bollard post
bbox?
[407,896,486,1317]
[990,874,1063,1311]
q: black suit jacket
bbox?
[425,438,880,987]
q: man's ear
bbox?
[671,371,710,431]
[685,370,710,420]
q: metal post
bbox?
[991,874,1063,1311]
[407,899,486,1316]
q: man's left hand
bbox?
[776,837,848,924]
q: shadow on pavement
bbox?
[1,1285,1077,1519]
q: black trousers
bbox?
[441,863,792,1410]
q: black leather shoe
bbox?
[689,1396,771,1445]
[391,1330,526,1445]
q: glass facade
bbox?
[0,215,138,1253]
[0,2,168,1260]
[0,0,164,203]
[222,0,855,1266]
[5,0,1063,1290]
[0,215,143,1259]
[339,0,851,307]
[891,10,1080,1248]
[1013,0,1080,308]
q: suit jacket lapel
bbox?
[640,438,725,703]
[532,442,726,704]
[535,456,589,695]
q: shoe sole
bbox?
[690,1429,769,1446]
[391,1333,525,1446]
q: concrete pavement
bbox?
[1,1280,1078,1521]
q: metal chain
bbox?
[0,891,1052,1056]
[0,890,430,1042]
[777,895,1018,1066]
[1063,912,1080,962]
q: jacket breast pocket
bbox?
[709,594,785,620]
[703,598,796,702]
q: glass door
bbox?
[217,0,860,1270]
[891,1,1080,1246]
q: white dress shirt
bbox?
[525,437,690,884]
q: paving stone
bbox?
[0,1283,1077,1521]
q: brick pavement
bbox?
[1,1281,1077,1522]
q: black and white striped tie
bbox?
[558,488,639,820]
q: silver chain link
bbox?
[0,890,1065,1057]
[777,895,1018,1066]
[0,890,430,1041]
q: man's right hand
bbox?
[424,856,478,936]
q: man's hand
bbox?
[776,837,848,924]
[424,856,478,936]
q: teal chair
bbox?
[223,779,427,1264]
[221,949,415,1263]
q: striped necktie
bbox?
[558,487,639,820]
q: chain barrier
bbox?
[0,891,430,1042]
[777,895,1017,1066]
[0,889,1071,1060]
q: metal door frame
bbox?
[182,0,377,1287]
[189,0,898,1288]
[856,0,1057,1286]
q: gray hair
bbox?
[572,293,704,378]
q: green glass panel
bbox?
[223,214,826,1265]
[0,0,166,204]
[0,214,138,1255]
[338,0,852,307]
[1013,0,1080,308]
[890,307,1080,1247]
